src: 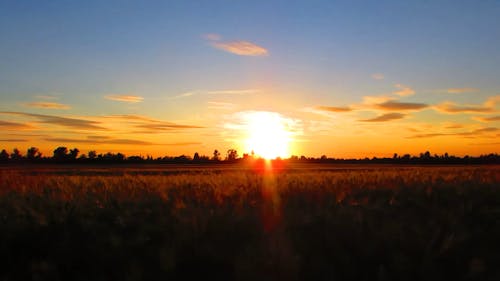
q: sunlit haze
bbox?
[242,111,292,159]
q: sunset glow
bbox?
[242,111,292,159]
[0,1,499,158]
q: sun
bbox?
[242,111,292,159]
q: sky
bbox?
[1,0,499,158]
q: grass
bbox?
[0,165,499,281]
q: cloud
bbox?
[211,41,268,56]
[104,95,144,103]
[0,139,28,142]
[207,89,260,95]
[104,114,204,132]
[35,95,59,100]
[374,101,428,111]
[86,135,112,140]
[315,106,352,113]
[0,120,34,130]
[362,95,395,104]
[434,96,500,114]
[44,137,155,145]
[164,142,202,146]
[447,88,479,94]
[170,92,195,99]
[359,113,406,122]
[444,123,464,129]
[171,89,259,99]
[208,101,235,110]
[371,73,385,80]
[393,84,415,97]
[203,33,222,41]
[472,127,499,134]
[473,115,500,122]
[23,102,71,110]
[408,127,499,138]
[0,112,104,130]
[435,103,494,114]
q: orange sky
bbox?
[1,1,499,158]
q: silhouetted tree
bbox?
[0,149,9,161]
[53,147,68,161]
[226,149,238,161]
[193,152,200,162]
[88,150,97,159]
[27,147,41,160]
[69,148,79,160]
[212,149,221,161]
[11,148,23,161]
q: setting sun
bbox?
[242,111,292,159]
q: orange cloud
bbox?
[362,95,395,104]
[408,127,499,138]
[447,88,479,94]
[0,112,104,130]
[360,113,405,122]
[315,106,352,112]
[23,102,71,110]
[104,95,144,103]
[211,41,268,56]
[0,120,34,130]
[104,114,204,132]
[374,101,428,111]
[45,137,155,145]
[393,84,415,97]
[473,115,500,122]
[435,103,493,114]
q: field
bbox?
[0,164,499,281]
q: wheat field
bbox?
[0,165,498,281]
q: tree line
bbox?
[0,146,499,165]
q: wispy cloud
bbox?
[104,95,144,103]
[443,123,464,129]
[136,123,204,131]
[447,88,479,94]
[371,73,385,80]
[171,89,259,99]
[0,120,34,130]
[374,101,428,111]
[362,95,395,105]
[44,137,155,145]
[360,113,406,122]
[0,112,104,130]
[434,96,500,114]
[205,34,269,57]
[0,139,28,142]
[104,114,204,132]
[203,33,222,41]
[393,84,415,97]
[207,89,260,95]
[207,101,235,110]
[164,142,202,146]
[408,127,499,138]
[434,103,493,114]
[23,102,71,110]
[473,115,500,122]
[315,106,352,113]
[170,92,195,99]
[35,95,59,100]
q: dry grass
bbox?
[0,165,498,281]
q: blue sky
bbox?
[1,0,499,157]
